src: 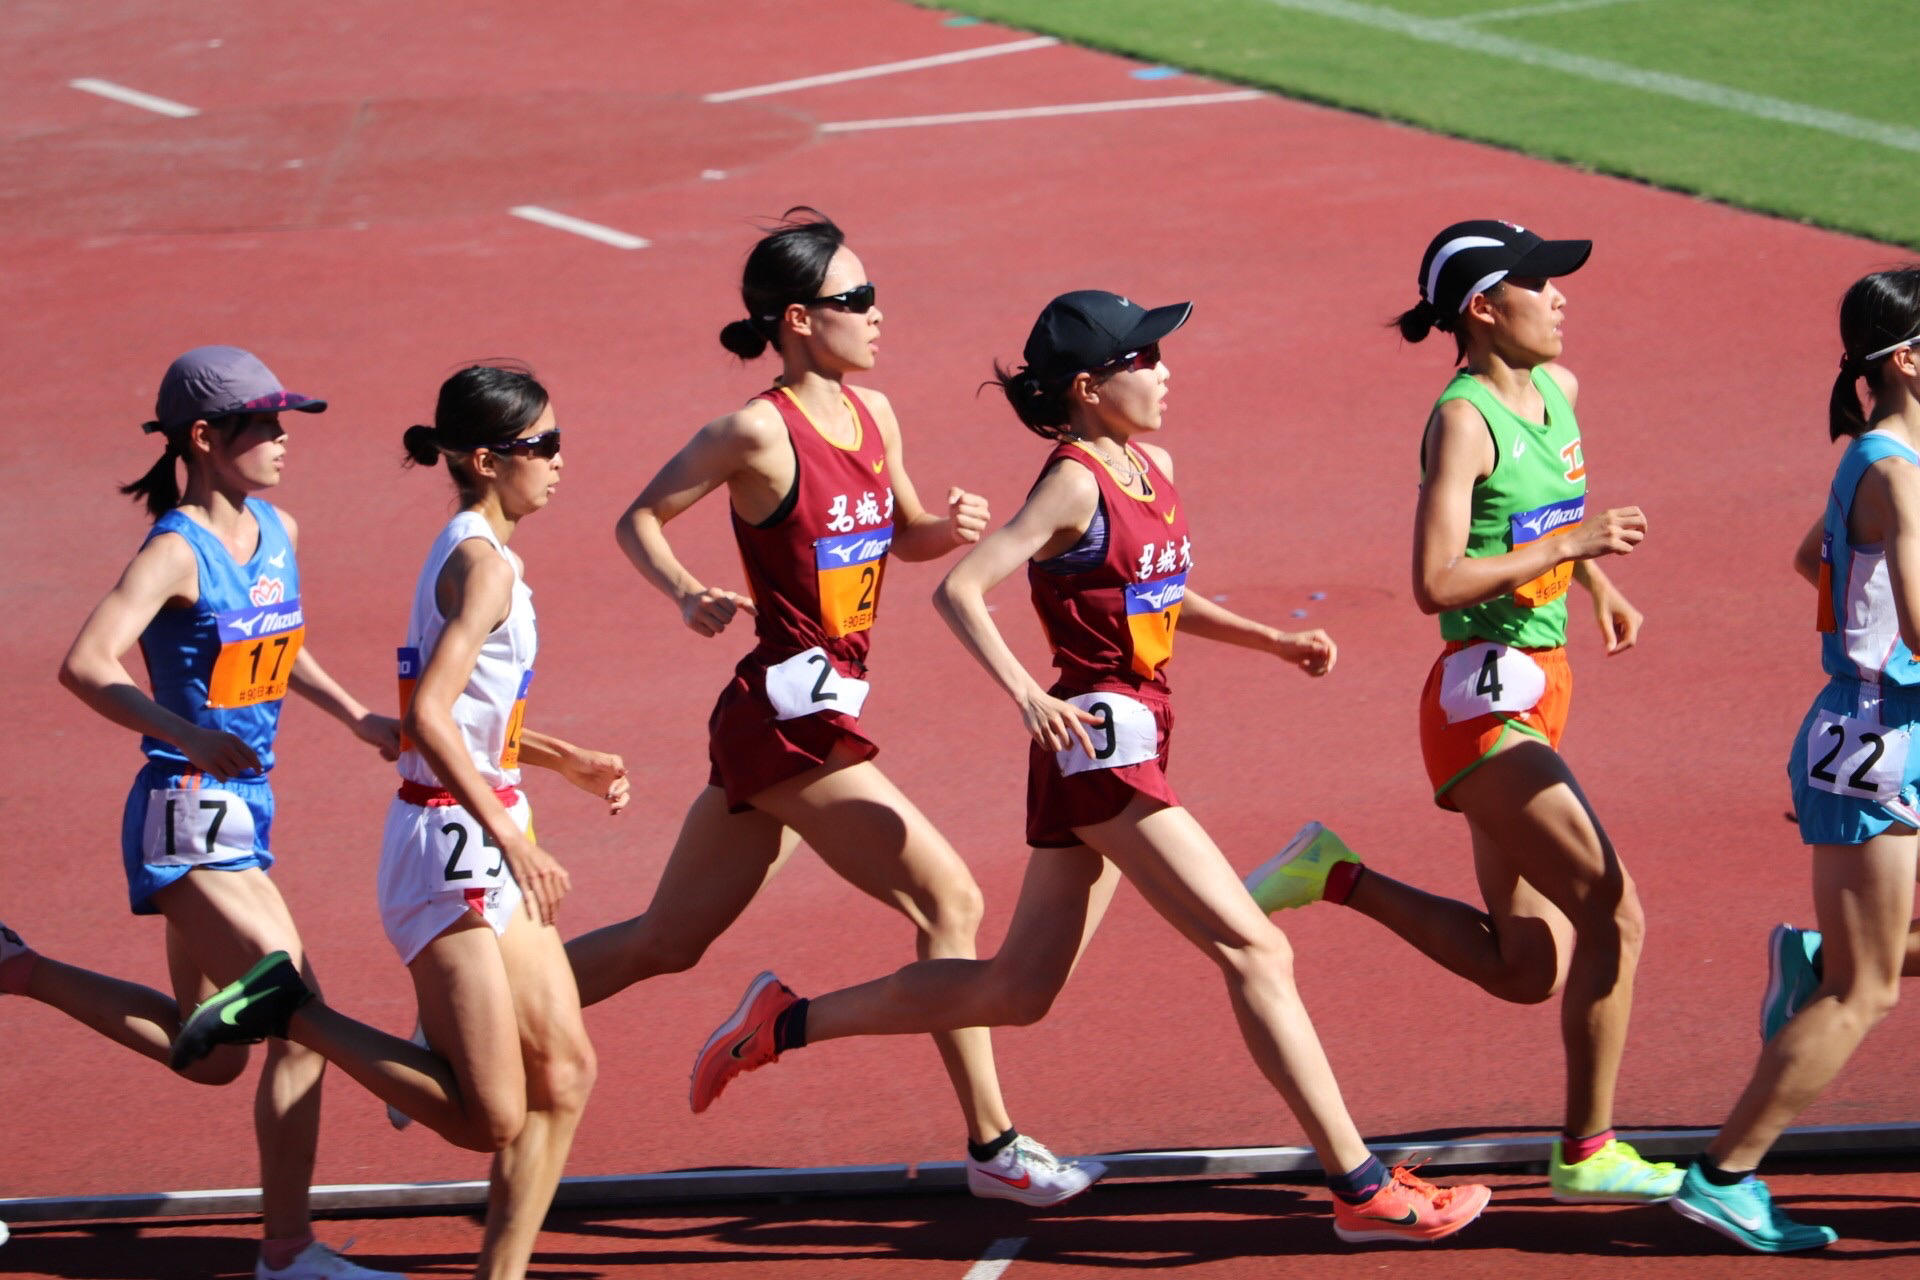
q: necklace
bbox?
[1076,436,1143,484]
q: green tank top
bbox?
[1428,367,1587,649]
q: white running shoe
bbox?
[386,1021,430,1131]
[966,1135,1106,1207]
[256,1239,408,1279]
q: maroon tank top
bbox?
[732,386,894,673]
[1028,442,1192,696]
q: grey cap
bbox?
[143,345,327,433]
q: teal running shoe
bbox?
[1760,924,1823,1043]
[1671,1164,1837,1253]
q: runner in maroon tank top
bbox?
[565,210,1101,1203]
[687,290,1493,1245]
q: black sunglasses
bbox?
[806,282,878,313]
[488,427,563,460]
[1095,342,1161,374]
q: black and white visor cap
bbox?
[1419,220,1591,315]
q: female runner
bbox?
[1245,220,1679,1205]
[173,363,631,1280]
[1670,266,1920,1252]
[685,289,1493,1244]
[0,345,405,1279]
[561,209,1096,1203]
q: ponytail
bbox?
[1389,292,1480,365]
[719,318,772,360]
[119,436,185,520]
[988,360,1076,441]
[401,423,441,466]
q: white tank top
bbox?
[397,512,537,789]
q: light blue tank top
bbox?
[1820,429,1920,686]
[137,498,304,774]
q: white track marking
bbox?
[69,78,198,117]
[1258,0,1920,152]
[705,37,1058,102]
[962,1237,1028,1280]
[821,90,1264,133]
[1459,0,1642,22]
[508,206,649,249]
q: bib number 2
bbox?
[1805,711,1911,799]
[764,646,871,721]
[1438,642,1546,725]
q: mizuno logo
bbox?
[1133,582,1186,610]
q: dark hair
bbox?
[718,207,846,360]
[120,414,243,520]
[403,363,550,499]
[1829,266,1920,441]
[1391,286,1504,365]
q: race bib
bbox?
[143,786,257,867]
[815,528,891,638]
[1124,573,1186,680]
[396,646,420,752]
[1509,496,1584,607]
[764,647,871,721]
[205,600,305,708]
[1805,711,1911,800]
[498,670,532,771]
[1438,642,1546,724]
[1054,691,1158,777]
[429,803,517,893]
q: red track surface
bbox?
[2,0,1915,1274]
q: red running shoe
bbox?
[1331,1164,1492,1244]
[690,971,797,1114]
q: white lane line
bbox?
[822,89,1264,133]
[1258,0,1920,152]
[69,78,199,118]
[705,36,1058,102]
[962,1236,1027,1280]
[1458,0,1642,21]
[508,206,649,249]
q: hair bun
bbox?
[401,423,441,467]
[720,318,771,360]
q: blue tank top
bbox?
[137,499,305,774]
[1818,429,1920,686]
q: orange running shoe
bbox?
[689,971,798,1114]
[1331,1164,1492,1244]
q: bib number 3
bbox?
[1438,642,1546,725]
[1055,692,1158,777]
[144,787,257,868]
[764,646,871,721]
[1805,711,1911,799]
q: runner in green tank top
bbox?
[1244,221,1682,1209]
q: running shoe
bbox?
[385,1020,430,1131]
[256,1239,408,1279]
[1761,924,1824,1043]
[1331,1164,1491,1244]
[1670,1164,1837,1253]
[1549,1138,1683,1203]
[170,951,313,1070]
[1244,822,1359,913]
[689,971,796,1114]
[0,920,33,995]
[967,1135,1107,1207]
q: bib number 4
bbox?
[1438,642,1546,724]
[1805,711,1911,799]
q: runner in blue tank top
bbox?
[0,347,411,1280]
[1671,268,1920,1253]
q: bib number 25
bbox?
[1805,711,1911,799]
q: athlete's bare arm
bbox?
[861,386,989,561]
[1572,560,1643,655]
[1793,516,1824,587]
[408,538,570,924]
[515,728,630,815]
[1861,457,1920,655]
[935,459,1101,756]
[613,403,788,637]
[58,532,263,778]
[1413,398,1645,614]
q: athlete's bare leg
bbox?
[751,744,1014,1143]
[1708,832,1917,1171]
[565,788,798,1008]
[14,943,246,1085]
[474,908,596,1280]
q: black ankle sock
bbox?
[968,1126,1017,1163]
[1696,1158,1750,1187]
[1328,1154,1390,1204]
[773,998,810,1054]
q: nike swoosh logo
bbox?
[219,999,253,1028]
[871,458,884,473]
[727,1032,756,1060]
[1162,506,1177,524]
[1375,1208,1420,1226]
[1513,440,1527,458]
[976,1168,1032,1190]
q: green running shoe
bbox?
[170,950,312,1070]
[1671,1164,1837,1253]
[1549,1138,1684,1203]
[1244,822,1358,913]
[1761,924,1823,1043]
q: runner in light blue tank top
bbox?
[0,347,412,1279]
[1674,268,1920,1254]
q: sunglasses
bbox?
[806,282,878,313]
[488,427,563,460]
[1096,342,1161,374]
